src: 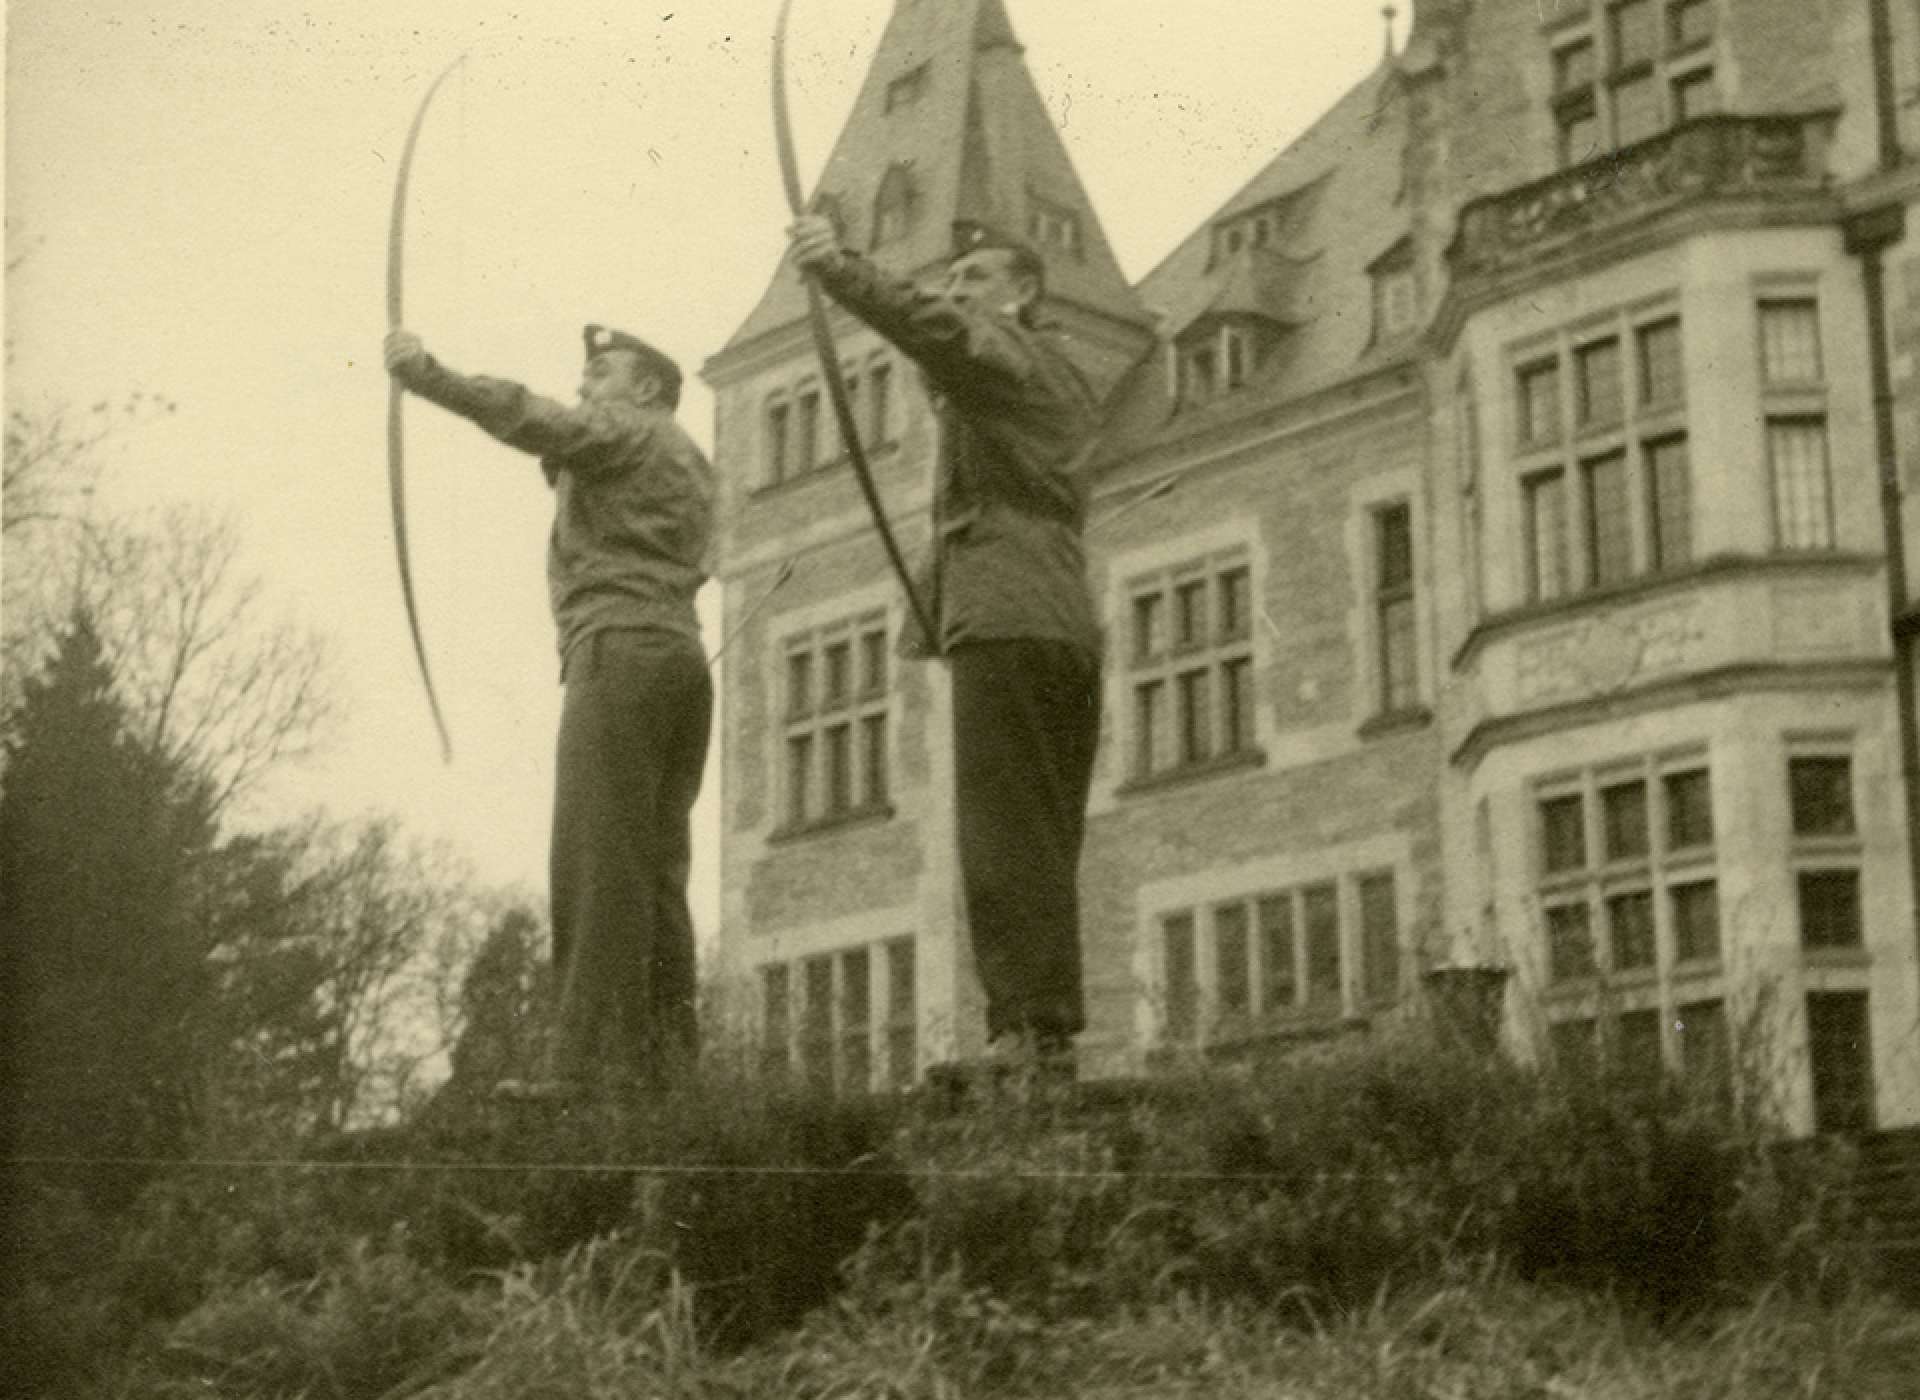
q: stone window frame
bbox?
[1365,497,1426,724]
[1368,239,1420,346]
[1507,299,1690,605]
[1175,320,1269,411]
[1152,865,1407,1051]
[871,163,919,250]
[759,351,900,493]
[775,610,893,840]
[1120,545,1263,791]
[1784,733,1866,959]
[1532,747,1721,998]
[884,62,929,115]
[1754,278,1836,552]
[1546,1,1719,170]
[758,933,916,1093]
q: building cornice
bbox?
[1430,111,1843,352]
[1450,552,1887,673]
[1449,658,1893,774]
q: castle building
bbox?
[702,0,1920,1135]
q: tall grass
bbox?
[2,1021,1901,1398]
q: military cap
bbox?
[950,219,1041,265]
[582,324,683,405]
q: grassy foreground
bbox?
[4,1026,1914,1397]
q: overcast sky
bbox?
[5,0,1395,934]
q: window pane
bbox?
[868,362,892,445]
[1547,902,1596,982]
[1178,668,1212,765]
[1163,912,1198,1042]
[1673,880,1720,963]
[1258,894,1297,1014]
[797,391,821,470]
[1798,870,1862,949]
[1555,38,1595,93]
[1304,883,1342,1007]
[825,723,853,815]
[1222,656,1256,754]
[1760,300,1822,382]
[1664,769,1714,849]
[767,401,791,482]
[1612,73,1661,146]
[1618,1007,1664,1087]
[1637,318,1683,406]
[1602,779,1650,861]
[1672,68,1718,120]
[1677,998,1730,1108]
[1518,359,1561,448]
[1611,0,1656,68]
[1576,338,1622,429]
[1807,992,1875,1134]
[839,947,872,1091]
[1608,889,1656,970]
[862,715,888,806]
[761,963,791,1076]
[1584,451,1633,586]
[1377,504,1414,592]
[1133,592,1164,662]
[1380,596,1418,713]
[1789,756,1856,837]
[1218,565,1252,640]
[1525,470,1569,602]
[1358,872,1400,1002]
[787,650,814,719]
[787,734,813,825]
[861,630,888,696]
[1541,793,1588,873]
[886,938,917,1088]
[1175,578,1209,648]
[801,957,834,1093]
[1768,419,1834,549]
[823,641,853,709]
[1216,902,1251,1019]
[1134,680,1164,778]
[1646,435,1692,570]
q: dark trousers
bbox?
[549,628,711,1085]
[949,639,1101,1043]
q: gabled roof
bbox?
[720,0,1148,359]
[1128,61,1413,418]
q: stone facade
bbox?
[705,1,1920,1134]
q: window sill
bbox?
[1802,945,1870,969]
[1117,747,1266,799]
[768,804,896,846]
[1358,706,1432,741]
[1670,957,1724,982]
[752,441,901,500]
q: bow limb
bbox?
[773,0,938,646]
[386,55,464,764]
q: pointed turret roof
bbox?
[719,0,1148,359]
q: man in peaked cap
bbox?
[385,322,716,1100]
[788,212,1103,1079]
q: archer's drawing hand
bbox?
[786,215,841,274]
[384,329,429,382]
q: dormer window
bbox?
[885,63,928,113]
[1026,195,1082,260]
[1207,190,1307,269]
[871,164,918,249]
[1178,321,1267,410]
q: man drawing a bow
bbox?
[385,323,716,1101]
[787,213,1103,1077]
